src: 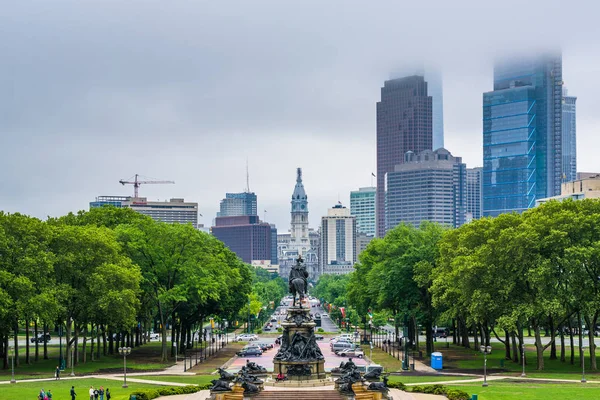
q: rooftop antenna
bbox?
[246,158,250,193]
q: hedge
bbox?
[386,381,406,390]
[409,384,469,400]
[129,385,209,400]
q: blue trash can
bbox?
[431,351,443,370]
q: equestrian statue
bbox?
[289,255,308,307]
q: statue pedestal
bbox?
[272,306,326,380]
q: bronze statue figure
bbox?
[289,255,308,307]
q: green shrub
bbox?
[257,329,263,334]
[386,381,406,390]
[446,389,470,400]
[277,327,283,332]
[130,385,201,400]
[317,328,324,333]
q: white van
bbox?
[332,342,355,352]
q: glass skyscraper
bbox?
[482,54,563,217]
[562,88,577,183]
[376,75,433,236]
[350,187,376,237]
[218,192,257,217]
[466,167,483,222]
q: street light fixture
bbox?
[9,346,16,383]
[118,346,131,388]
[480,345,492,387]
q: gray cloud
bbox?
[1,0,599,231]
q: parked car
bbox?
[148,332,159,340]
[257,342,273,351]
[321,313,329,317]
[263,326,272,331]
[314,334,324,340]
[336,348,364,358]
[30,333,51,343]
[235,334,259,341]
[432,327,449,338]
[236,347,263,357]
[331,342,355,352]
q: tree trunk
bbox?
[560,327,565,362]
[459,317,470,348]
[25,318,31,364]
[412,316,419,352]
[569,318,575,365]
[102,326,107,356]
[13,322,19,368]
[66,318,72,368]
[585,313,598,370]
[511,332,518,363]
[534,323,545,370]
[452,318,457,345]
[34,320,39,361]
[504,330,511,360]
[74,326,80,364]
[473,324,479,350]
[578,313,584,373]
[97,327,101,359]
[108,327,114,355]
[549,317,557,360]
[161,313,168,362]
[43,322,49,360]
[3,335,9,370]
[91,325,96,362]
[82,327,87,364]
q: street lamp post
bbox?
[581,345,587,383]
[480,345,492,387]
[520,342,526,377]
[9,346,16,383]
[118,346,131,388]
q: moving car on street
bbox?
[236,347,263,357]
[235,333,259,341]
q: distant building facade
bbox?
[356,232,374,257]
[90,196,198,227]
[376,75,433,237]
[536,174,600,206]
[562,89,577,183]
[386,148,467,229]
[320,205,357,275]
[466,167,483,222]
[350,187,376,237]
[483,53,564,217]
[211,215,275,264]
[218,192,257,217]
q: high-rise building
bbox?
[350,187,376,237]
[466,167,483,222]
[536,174,600,206]
[211,215,274,264]
[386,148,466,229]
[320,204,357,275]
[90,196,198,227]
[376,75,433,236]
[483,53,563,217]
[562,88,577,183]
[218,192,257,217]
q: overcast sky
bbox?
[1,0,599,231]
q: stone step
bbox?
[256,390,344,400]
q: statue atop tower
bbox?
[290,168,309,255]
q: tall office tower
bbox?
[289,168,310,255]
[320,205,357,275]
[211,215,273,264]
[376,76,433,236]
[483,53,563,217]
[350,187,376,237]
[90,196,198,227]
[386,148,467,229]
[562,88,577,183]
[466,167,483,222]
[218,192,257,217]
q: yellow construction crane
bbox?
[119,174,175,198]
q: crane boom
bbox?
[119,174,175,197]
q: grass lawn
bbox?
[369,347,405,372]
[388,375,476,384]
[188,343,243,374]
[433,343,600,379]
[130,374,213,385]
[0,342,172,381]
[445,381,600,400]
[0,378,175,400]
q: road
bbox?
[260,303,340,334]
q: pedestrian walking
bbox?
[105,388,111,400]
[55,365,61,380]
[94,387,99,400]
[99,386,105,400]
[89,386,94,400]
[70,386,77,400]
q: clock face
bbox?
[301,204,305,209]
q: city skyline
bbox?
[2,1,599,232]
